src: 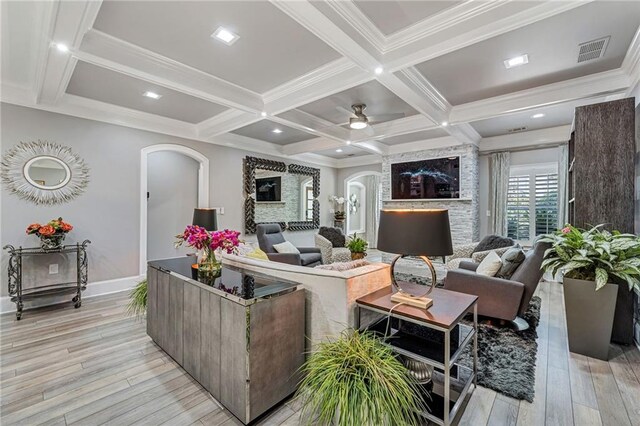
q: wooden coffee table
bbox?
[355,283,478,426]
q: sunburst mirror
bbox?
[1,140,90,205]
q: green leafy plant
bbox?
[539,224,640,291]
[126,279,147,318]
[296,329,426,426]
[346,233,368,253]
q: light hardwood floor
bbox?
[1,280,639,425]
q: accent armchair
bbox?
[256,224,322,267]
[445,235,516,271]
[444,241,550,330]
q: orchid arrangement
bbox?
[26,217,73,237]
[175,225,241,255]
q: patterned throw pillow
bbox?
[496,247,526,279]
[472,235,514,254]
[318,226,346,248]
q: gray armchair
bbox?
[444,241,550,330]
[256,224,322,267]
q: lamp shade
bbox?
[192,208,218,231]
[377,209,453,256]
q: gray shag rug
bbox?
[393,272,541,402]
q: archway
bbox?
[343,171,382,247]
[139,144,209,275]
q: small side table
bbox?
[355,284,478,426]
[4,240,90,320]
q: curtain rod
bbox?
[479,142,567,156]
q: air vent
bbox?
[577,36,609,63]
[507,126,527,133]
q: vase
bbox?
[351,252,366,260]
[40,234,65,250]
[198,248,222,285]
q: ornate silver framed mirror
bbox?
[1,140,90,205]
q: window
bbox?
[506,164,558,243]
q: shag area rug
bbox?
[391,272,541,402]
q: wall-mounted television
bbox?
[256,176,281,202]
[391,156,460,200]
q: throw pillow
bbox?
[246,248,269,261]
[476,251,502,277]
[272,241,300,254]
[496,247,526,279]
[472,235,514,254]
[318,226,346,248]
[315,259,370,271]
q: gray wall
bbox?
[0,103,337,296]
[147,151,198,261]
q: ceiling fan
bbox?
[327,104,407,136]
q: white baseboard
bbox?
[0,275,144,314]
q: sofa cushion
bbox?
[315,259,369,271]
[476,251,502,277]
[273,241,300,254]
[318,226,346,248]
[300,252,322,266]
[496,247,526,279]
[473,235,514,254]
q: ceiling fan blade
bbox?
[364,125,376,136]
[336,106,355,116]
[367,112,407,123]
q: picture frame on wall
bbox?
[390,156,460,200]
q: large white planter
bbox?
[563,277,618,360]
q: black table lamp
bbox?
[377,209,453,309]
[192,208,218,231]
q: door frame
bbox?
[140,144,209,275]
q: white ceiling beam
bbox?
[76,30,264,113]
[383,1,592,71]
[479,125,572,153]
[350,115,438,143]
[622,26,640,96]
[196,110,261,140]
[450,69,631,124]
[353,140,389,156]
[36,0,102,105]
[333,154,382,169]
[386,136,462,155]
[273,108,351,141]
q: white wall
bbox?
[0,103,338,297]
[147,151,198,261]
[478,146,562,238]
[337,163,382,196]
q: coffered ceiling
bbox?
[1,0,639,168]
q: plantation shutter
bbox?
[534,173,559,235]
[507,175,530,241]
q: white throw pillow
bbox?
[272,241,300,254]
[476,251,502,277]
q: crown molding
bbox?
[37,0,103,105]
[353,140,389,156]
[76,29,264,113]
[450,69,631,124]
[447,124,481,146]
[263,58,371,114]
[622,26,640,96]
[384,1,591,71]
[196,109,261,140]
[386,135,462,155]
[322,0,386,52]
[333,154,382,169]
[479,125,572,152]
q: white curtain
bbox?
[490,152,511,236]
[365,174,381,248]
[557,144,569,227]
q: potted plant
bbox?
[330,196,346,222]
[26,217,73,250]
[539,224,640,360]
[126,279,147,318]
[346,233,368,260]
[296,329,426,425]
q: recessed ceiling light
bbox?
[336,149,343,153]
[441,121,448,127]
[504,54,529,69]
[212,27,239,45]
[374,66,383,75]
[531,113,545,119]
[54,43,69,53]
[261,112,267,117]
[272,128,282,134]
[346,140,351,145]
[143,91,162,100]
